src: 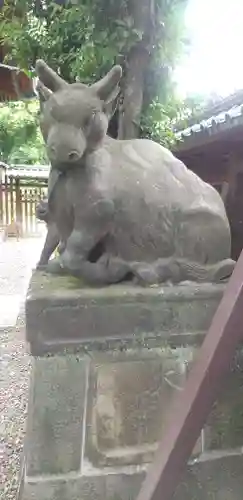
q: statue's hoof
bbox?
[105,256,130,282]
[130,263,159,285]
[47,258,66,275]
[36,262,48,271]
[213,259,236,282]
[58,242,66,255]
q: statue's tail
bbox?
[130,257,236,285]
[206,259,236,283]
[170,258,235,283]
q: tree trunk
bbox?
[118,0,155,139]
[118,45,149,139]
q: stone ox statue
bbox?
[35,59,235,285]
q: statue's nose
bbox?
[48,145,81,163]
[68,150,80,162]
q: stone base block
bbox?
[19,469,144,500]
[25,272,224,355]
[20,272,243,499]
[19,453,243,500]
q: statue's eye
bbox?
[90,111,97,122]
[83,111,96,129]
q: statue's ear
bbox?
[35,59,68,92]
[91,65,122,104]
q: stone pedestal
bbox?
[19,273,243,500]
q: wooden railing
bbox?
[0,176,47,236]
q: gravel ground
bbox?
[0,237,44,499]
[0,313,29,500]
[0,237,44,296]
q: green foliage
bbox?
[140,98,179,147]
[140,93,207,147]
[0,101,48,165]
[0,0,192,146]
[1,1,142,82]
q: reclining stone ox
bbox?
[35,59,235,285]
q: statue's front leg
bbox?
[60,198,114,273]
[37,222,60,268]
[59,224,131,285]
[60,228,98,271]
[78,254,130,285]
[36,198,49,223]
[36,198,61,267]
[61,251,130,285]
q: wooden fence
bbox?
[0,176,48,237]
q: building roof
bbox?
[175,90,243,152]
[176,104,243,139]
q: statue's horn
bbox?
[91,65,122,102]
[35,59,68,92]
[36,80,52,101]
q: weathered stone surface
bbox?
[174,452,243,500]
[25,354,89,476]
[20,471,144,500]
[205,354,243,451]
[26,271,224,355]
[20,453,243,500]
[85,347,199,467]
[21,276,243,500]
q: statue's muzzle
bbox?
[46,124,86,166]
